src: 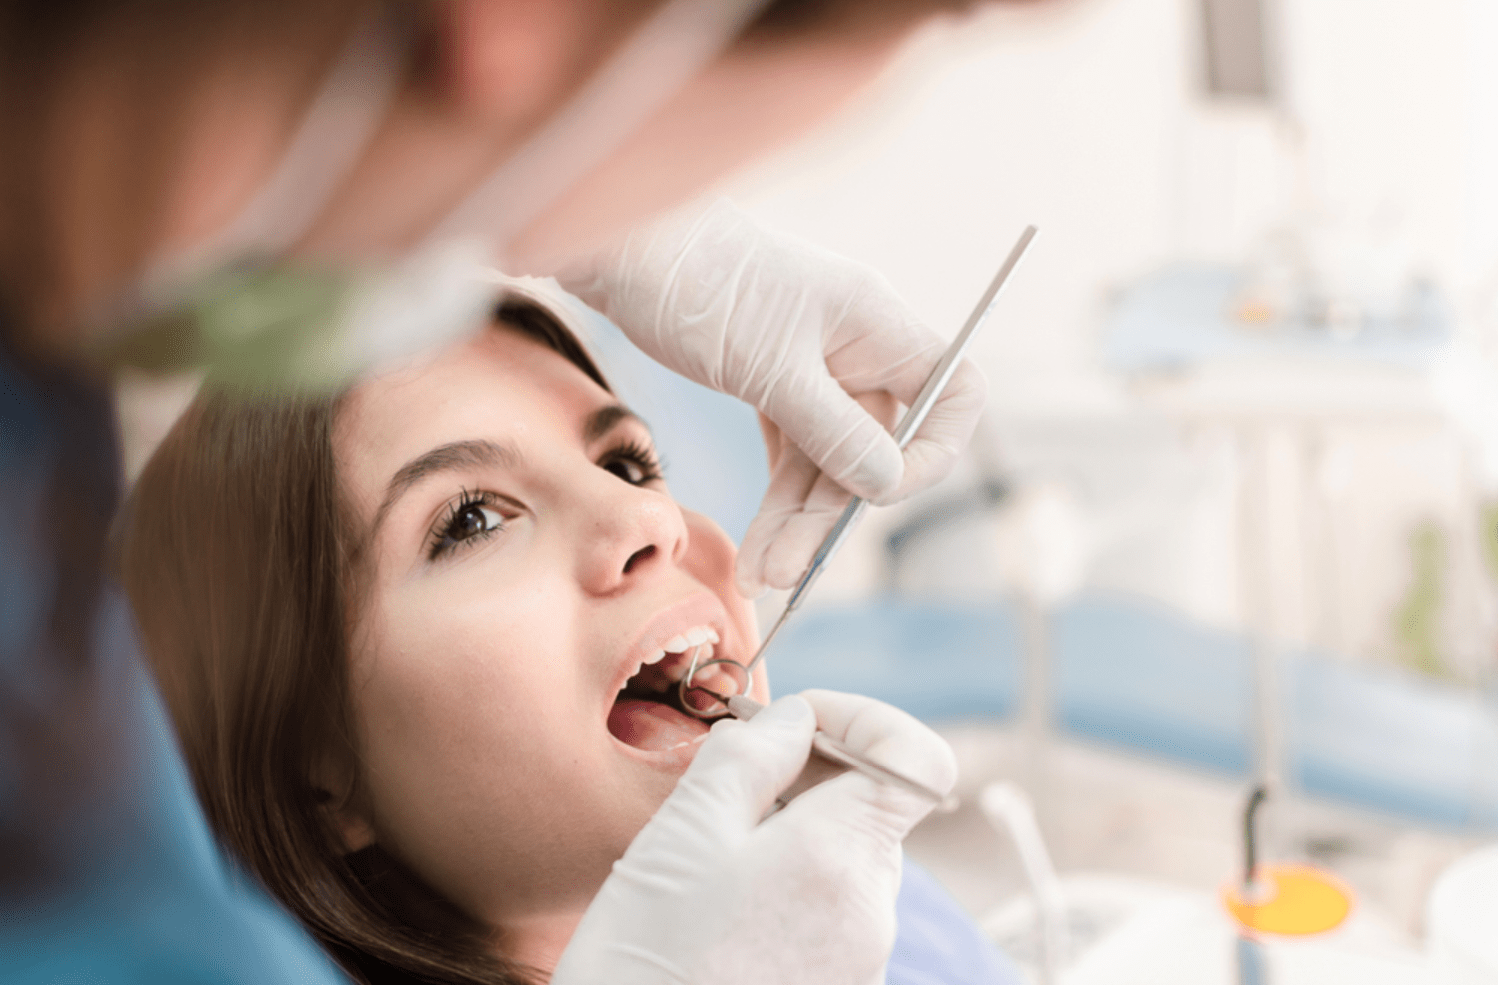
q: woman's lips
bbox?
[608,698,710,752]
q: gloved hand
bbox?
[549,690,957,985]
[557,199,987,596]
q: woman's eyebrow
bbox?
[371,439,521,540]
[584,403,647,442]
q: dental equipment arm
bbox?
[558,200,1008,596]
[550,691,957,985]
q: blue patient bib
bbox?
[891,859,1022,985]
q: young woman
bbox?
[117,290,1013,985]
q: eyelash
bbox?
[427,488,507,561]
[425,441,666,561]
[600,440,665,487]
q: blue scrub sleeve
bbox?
[0,338,350,984]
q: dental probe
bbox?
[712,691,959,812]
[742,225,1038,683]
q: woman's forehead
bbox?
[336,327,614,488]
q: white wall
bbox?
[729,0,1191,415]
[731,0,1498,401]
[725,0,1498,668]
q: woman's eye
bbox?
[599,442,663,486]
[450,503,503,542]
[429,496,507,560]
[604,458,649,484]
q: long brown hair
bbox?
[117,300,608,985]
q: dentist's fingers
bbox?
[736,418,822,598]
[758,365,907,505]
[736,394,898,597]
[758,465,851,591]
[626,695,817,865]
[793,689,957,822]
[887,358,987,502]
[822,279,986,507]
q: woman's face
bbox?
[333,321,766,938]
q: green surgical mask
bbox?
[94,0,771,393]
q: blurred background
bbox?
[116,0,1498,980]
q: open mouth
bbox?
[607,627,723,753]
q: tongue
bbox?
[608,699,710,752]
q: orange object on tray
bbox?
[1223,863,1353,936]
[1224,786,1354,939]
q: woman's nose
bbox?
[574,474,688,597]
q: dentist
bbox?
[0,1,995,982]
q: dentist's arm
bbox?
[557,199,987,597]
[550,691,956,985]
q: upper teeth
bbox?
[641,625,720,666]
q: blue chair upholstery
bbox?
[1286,653,1498,829]
[769,598,1024,724]
[1051,595,1255,776]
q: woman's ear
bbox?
[312,752,377,854]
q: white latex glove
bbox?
[557,199,987,596]
[549,690,957,985]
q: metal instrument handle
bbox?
[725,695,957,811]
[744,225,1039,677]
